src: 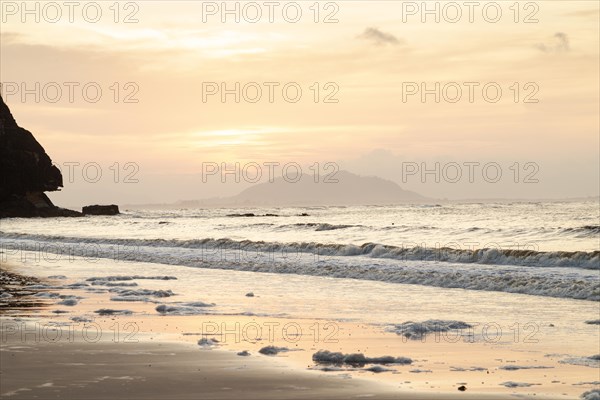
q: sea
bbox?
[1,200,598,304]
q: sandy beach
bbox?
[2,256,598,400]
[2,334,407,400]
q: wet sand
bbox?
[1,261,598,399]
[2,334,399,400]
[1,320,524,400]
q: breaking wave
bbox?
[1,232,597,269]
[1,232,598,301]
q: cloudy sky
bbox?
[1,1,598,206]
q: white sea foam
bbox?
[1,222,598,301]
[3,232,598,269]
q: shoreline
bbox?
[0,318,547,400]
[2,328,409,400]
[1,258,598,399]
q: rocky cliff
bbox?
[0,96,80,218]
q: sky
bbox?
[1,1,599,207]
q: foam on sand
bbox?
[92,281,138,287]
[258,346,291,356]
[110,296,152,302]
[155,302,215,315]
[388,320,472,340]
[500,381,540,388]
[86,275,177,282]
[581,389,600,400]
[34,292,60,298]
[94,309,133,316]
[450,366,486,372]
[499,365,553,370]
[312,350,412,366]
[559,355,600,368]
[70,316,92,323]
[197,338,219,348]
[57,298,78,306]
[364,365,393,373]
[109,288,175,298]
[65,283,89,288]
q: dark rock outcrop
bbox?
[82,204,120,216]
[0,96,81,218]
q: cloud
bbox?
[564,8,600,19]
[358,27,402,46]
[535,32,570,53]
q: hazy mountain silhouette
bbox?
[124,170,428,209]
[228,170,426,206]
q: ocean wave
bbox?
[378,225,439,232]
[289,223,358,231]
[560,225,600,237]
[1,232,598,269]
[1,232,599,301]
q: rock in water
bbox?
[0,95,80,218]
[82,204,120,216]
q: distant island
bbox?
[230,170,426,205]
[126,170,428,209]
